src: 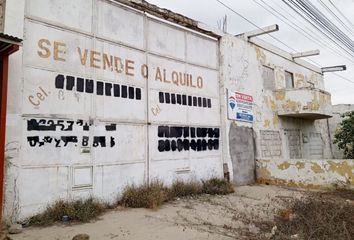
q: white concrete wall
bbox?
[3,0,222,222]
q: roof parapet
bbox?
[114,0,223,38]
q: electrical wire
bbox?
[214,0,354,86]
[281,0,354,58]
[317,0,354,37]
[288,0,354,54]
[252,0,354,64]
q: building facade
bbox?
[0,0,342,222]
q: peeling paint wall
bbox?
[257,159,354,189]
[274,88,331,117]
[219,35,333,182]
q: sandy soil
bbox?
[10,185,305,240]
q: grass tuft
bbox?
[119,180,169,209]
[202,178,235,195]
[120,178,234,209]
[169,180,203,198]
[28,198,107,226]
[273,189,354,240]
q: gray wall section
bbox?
[328,104,354,158]
[229,123,255,185]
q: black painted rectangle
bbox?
[190,127,196,138]
[207,99,212,108]
[113,84,120,97]
[55,75,64,89]
[171,94,176,104]
[122,85,128,98]
[169,127,177,138]
[66,76,75,90]
[182,95,187,105]
[183,127,189,138]
[136,88,141,100]
[188,96,192,106]
[76,78,84,92]
[198,97,202,107]
[105,82,112,96]
[193,97,197,106]
[128,86,134,99]
[202,98,207,107]
[85,79,94,93]
[96,81,104,95]
[159,92,164,103]
[176,94,181,104]
[165,92,170,104]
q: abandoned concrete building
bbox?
[0,0,352,222]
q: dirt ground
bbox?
[10,185,305,240]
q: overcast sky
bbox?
[148,0,354,105]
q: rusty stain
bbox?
[277,161,291,170]
[311,163,324,173]
[304,93,320,111]
[257,177,323,190]
[294,73,305,88]
[327,161,354,183]
[272,115,279,126]
[257,160,353,190]
[274,90,285,101]
[254,47,266,64]
[282,99,301,112]
[263,120,270,128]
[309,72,318,85]
[257,166,272,179]
[319,92,330,104]
[295,161,305,170]
[269,97,276,111]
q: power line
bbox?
[288,0,354,54]
[214,0,354,86]
[281,0,354,58]
[269,0,354,64]
[215,0,296,52]
[328,0,354,30]
[332,72,354,84]
[317,0,354,37]
[252,0,354,65]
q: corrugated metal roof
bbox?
[0,32,22,43]
[0,32,22,53]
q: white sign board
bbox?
[227,89,254,122]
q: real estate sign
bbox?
[227,89,254,122]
